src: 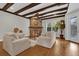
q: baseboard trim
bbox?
[67,40,79,44]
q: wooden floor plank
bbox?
[0,39,79,56]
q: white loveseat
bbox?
[36,31,56,48]
[3,33,31,56]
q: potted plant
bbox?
[58,20,65,39]
[52,20,65,39]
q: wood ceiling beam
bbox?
[40,12,66,18]
[41,14,65,19]
[22,3,67,17]
[2,3,14,10]
[41,15,65,20]
[28,11,67,18]
[14,3,40,14]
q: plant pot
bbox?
[60,34,64,39]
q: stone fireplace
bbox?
[29,14,42,38]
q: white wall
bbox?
[42,17,65,37]
[65,3,79,42]
[0,11,30,41]
[67,3,79,14]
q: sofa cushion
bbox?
[18,33,25,39]
[6,34,17,41]
[46,32,51,37]
[5,32,25,41]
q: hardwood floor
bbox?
[0,39,79,56]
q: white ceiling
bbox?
[25,13,35,17]
[0,3,68,19]
[39,4,68,14]
[41,14,65,19]
[0,3,6,8]
[42,10,67,16]
[26,9,67,17]
[7,3,30,12]
[24,4,68,17]
[19,3,54,15]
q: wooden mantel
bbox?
[29,27,42,28]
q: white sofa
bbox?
[36,31,56,48]
[3,31,56,55]
[3,33,31,56]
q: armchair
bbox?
[36,31,56,48]
[3,33,31,56]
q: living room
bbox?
[0,3,79,56]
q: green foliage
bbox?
[52,20,65,32]
[52,22,59,32]
[47,20,65,32]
